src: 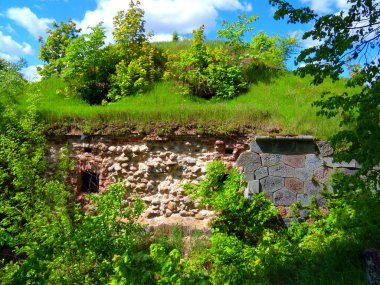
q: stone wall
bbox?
[47,135,247,230]
[237,135,360,221]
[48,135,361,228]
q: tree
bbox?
[269,0,380,184]
[109,1,166,101]
[217,13,258,60]
[62,24,117,104]
[0,59,27,103]
[113,0,148,60]
[37,19,81,78]
[172,31,179,42]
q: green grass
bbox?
[20,72,355,138]
[152,39,226,54]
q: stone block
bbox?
[295,167,311,182]
[304,180,322,196]
[333,168,358,176]
[214,140,225,153]
[323,157,357,168]
[255,167,268,180]
[297,194,310,206]
[299,209,310,219]
[316,141,334,157]
[305,154,322,171]
[261,176,284,193]
[250,141,264,153]
[236,151,262,173]
[314,166,333,183]
[167,201,177,212]
[272,141,297,153]
[261,153,282,167]
[316,194,326,206]
[264,192,273,201]
[242,171,255,181]
[285,177,304,194]
[274,188,297,206]
[108,146,117,152]
[268,163,295,177]
[185,157,197,165]
[282,155,305,168]
[245,180,260,199]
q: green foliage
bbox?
[269,0,380,185]
[183,161,378,284]
[38,19,81,77]
[62,24,117,104]
[0,70,153,283]
[217,13,258,60]
[108,43,167,101]
[113,0,148,60]
[171,26,247,99]
[107,1,167,102]
[185,161,282,245]
[172,31,179,42]
[0,59,27,103]
[169,17,297,100]
[150,244,183,284]
[250,31,297,69]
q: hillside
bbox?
[18,72,354,139]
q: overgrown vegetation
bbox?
[270,0,380,180]
[1,0,379,283]
[36,0,296,105]
[16,74,351,138]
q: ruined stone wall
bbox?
[47,135,247,230]
[48,135,361,228]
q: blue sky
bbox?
[0,0,350,80]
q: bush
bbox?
[108,43,167,101]
[62,24,119,104]
[170,26,247,100]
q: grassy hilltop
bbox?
[20,71,352,138]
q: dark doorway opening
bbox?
[81,171,99,193]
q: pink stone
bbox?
[314,167,333,183]
[278,206,287,217]
[282,155,306,168]
[285,177,304,194]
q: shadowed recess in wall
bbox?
[81,171,99,193]
[254,135,316,155]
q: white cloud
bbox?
[0,31,34,57]
[78,0,252,43]
[300,0,351,13]
[22,65,42,82]
[6,7,54,39]
[300,0,334,13]
[0,52,19,62]
[150,33,173,42]
[291,30,322,49]
[335,0,351,10]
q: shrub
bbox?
[108,43,167,101]
[171,26,247,99]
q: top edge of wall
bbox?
[255,135,314,141]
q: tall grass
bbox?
[152,39,226,54]
[20,73,355,138]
